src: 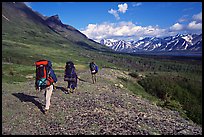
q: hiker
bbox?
[35,60,57,114]
[89,61,98,84]
[64,61,78,93]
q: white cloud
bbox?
[170,23,184,31]
[81,21,168,42]
[178,18,187,23]
[172,11,202,34]
[108,9,120,20]
[118,3,128,13]
[178,15,189,23]
[132,2,142,7]
[192,12,202,21]
[108,3,128,20]
[187,21,202,30]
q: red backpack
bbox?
[35,60,54,90]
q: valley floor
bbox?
[2,68,202,135]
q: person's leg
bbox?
[92,73,96,83]
[92,73,95,84]
[72,79,77,92]
[45,85,53,111]
[75,77,77,91]
[70,81,74,93]
[67,81,71,92]
[94,74,96,83]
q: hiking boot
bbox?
[72,88,75,92]
[44,109,48,114]
[70,88,73,93]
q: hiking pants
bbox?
[67,77,77,89]
[68,81,77,89]
[45,84,53,110]
[91,72,97,83]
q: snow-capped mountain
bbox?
[100,34,202,55]
[100,39,132,52]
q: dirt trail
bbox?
[2,68,202,135]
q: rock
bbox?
[26,74,34,79]
[119,84,124,88]
[114,83,124,88]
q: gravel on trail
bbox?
[2,68,202,135]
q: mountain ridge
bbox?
[2,2,111,52]
[100,34,202,55]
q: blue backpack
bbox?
[94,64,98,73]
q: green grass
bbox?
[117,77,159,104]
[137,72,202,125]
[2,63,35,83]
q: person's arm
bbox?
[50,68,57,83]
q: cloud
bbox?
[132,2,142,7]
[192,12,202,21]
[108,9,120,20]
[182,7,193,12]
[186,12,202,30]
[81,21,168,42]
[178,18,187,23]
[170,23,184,31]
[187,21,202,30]
[118,3,128,13]
[178,15,189,23]
[83,11,202,42]
[108,3,128,20]
[171,11,202,33]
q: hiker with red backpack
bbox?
[35,60,57,114]
[64,61,78,93]
[89,61,98,84]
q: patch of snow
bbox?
[182,35,193,44]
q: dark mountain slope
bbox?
[2,2,65,45]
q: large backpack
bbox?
[64,61,77,82]
[35,60,54,90]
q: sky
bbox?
[25,2,202,42]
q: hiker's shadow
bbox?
[12,93,44,114]
[78,77,92,84]
[55,86,68,94]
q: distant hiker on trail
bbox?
[35,60,57,114]
[89,61,98,84]
[64,61,78,93]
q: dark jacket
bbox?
[89,62,95,71]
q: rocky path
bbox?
[2,68,202,135]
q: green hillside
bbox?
[2,2,112,81]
